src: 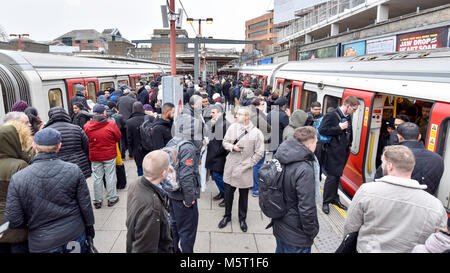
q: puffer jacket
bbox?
[45,107,91,178]
[0,125,29,244]
[126,177,173,253]
[282,110,308,141]
[5,153,95,253]
[272,137,319,248]
[84,115,122,162]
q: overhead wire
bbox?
[178,0,198,36]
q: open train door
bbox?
[290,81,304,113]
[428,102,450,212]
[341,89,375,196]
[84,78,99,103]
[276,78,284,95]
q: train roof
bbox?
[0,50,167,81]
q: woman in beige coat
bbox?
[218,107,264,232]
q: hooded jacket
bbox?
[70,90,89,113]
[150,117,173,151]
[0,125,29,244]
[267,107,289,151]
[117,94,137,120]
[282,110,308,141]
[137,86,150,105]
[84,115,122,162]
[272,137,319,248]
[126,112,154,166]
[45,107,91,179]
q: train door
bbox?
[429,102,450,212]
[84,78,98,103]
[129,74,141,89]
[276,79,284,95]
[66,78,85,99]
[341,89,375,196]
[262,76,267,90]
[290,81,304,112]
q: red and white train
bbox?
[239,49,450,213]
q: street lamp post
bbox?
[187,18,213,83]
[9,34,29,51]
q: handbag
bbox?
[335,231,358,253]
[85,237,99,253]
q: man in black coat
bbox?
[267,97,290,153]
[374,122,444,195]
[136,81,150,106]
[5,128,95,253]
[272,127,319,253]
[44,107,91,179]
[126,102,154,176]
[205,104,230,206]
[150,103,174,151]
[117,92,137,158]
[319,96,360,214]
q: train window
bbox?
[48,89,63,108]
[323,95,341,113]
[118,80,129,86]
[351,98,365,155]
[300,90,317,111]
[100,82,115,91]
[86,82,97,103]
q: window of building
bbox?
[248,30,267,38]
[249,20,268,30]
[86,82,97,102]
[351,98,365,155]
[88,40,94,43]
[75,40,81,44]
[48,89,63,108]
[323,95,341,113]
[100,81,115,91]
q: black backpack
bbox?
[258,158,287,219]
[139,115,156,151]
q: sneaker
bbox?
[94,202,102,209]
[252,191,259,197]
[107,197,119,207]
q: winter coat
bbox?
[137,87,150,105]
[5,153,95,253]
[319,108,353,177]
[84,115,122,162]
[45,107,91,179]
[166,137,201,206]
[126,177,173,253]
[70,90,89,113]
[305,112,323,126]
[272,137,319,248]
[205,116,230,173]
[126,112,154,166]
[71,110,91,129]
[267,108,289,151]
[150,117,173,151]
[374,141,444,195]
[202,104,213,124]
[250,108,271,143]
[0,125,29,244]
[411,231,450,253]
[117,95,137,120]
[282,110,308,141]
[343,175,448,253]
[222,122,264,188]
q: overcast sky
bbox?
[1,0,274,50]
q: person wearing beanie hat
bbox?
[11,100,29,112]
[5,127,95,253]
[84,102,122,209]
[70,84,89,116]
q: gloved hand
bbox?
[85,225,95,239]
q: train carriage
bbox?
[240,49,450,213]
[0,50,170,122]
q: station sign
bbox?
[366,36,396,54]
[397,27,448,52]
[342,41,366,56]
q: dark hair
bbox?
[397,122,420,141]
[310,101,321,108]
[395,114,410,123]
[422,102,432,109]
[254,89,263,97]
[251,97,262,107]
[107,101,116,109]
[132,101,144,113]
[162,102,175,114]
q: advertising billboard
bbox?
[366,36,396,54]
[342,41,366,56]
[397,27,448,52]
[299,45,337,60]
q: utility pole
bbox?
[169,0,176,75]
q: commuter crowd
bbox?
[0,74,448,253]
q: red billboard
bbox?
[397,27,448,52]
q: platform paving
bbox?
[87,147,346,253]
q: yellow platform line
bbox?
[320,188,347,219]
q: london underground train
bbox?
[0,50,170,122]
[239,49,450,213]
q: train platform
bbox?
[87,155,348,253]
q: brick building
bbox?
[245,12,280,55]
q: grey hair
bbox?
[189,95,202,107]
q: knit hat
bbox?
[75,84,86,93]
[11,100,29,112]
[97,95,108,105]
[34,128,62,146]
[143,104,153,112]
[275,96,288,106]
[93,104,106,114]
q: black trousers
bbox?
[224,183,249,221]
[169,199,198,253]
[323,175,341,205]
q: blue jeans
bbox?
[46,232,87,253]
[252,151,266,194]
[212,171,224,194]
[137,166,143,176]
[275,238,311,253]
